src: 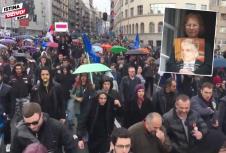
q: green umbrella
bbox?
[73,63,111,74]
[111,45,127,54]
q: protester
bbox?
[22,143,48,153]
[109,127,132,153]
[77,91,122,153]
[152,78,177,115]
[120,66,141,127]
[191,82,219,129]
[11,102,76,153]
[163,94,224,153]
[127,84,153,127]
[31,67,66,123]
[129,112,172,153]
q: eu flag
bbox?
[134,33,140,49]
[82,33,100,63]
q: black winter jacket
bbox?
[11,113,76,153]
[163,109,208,153]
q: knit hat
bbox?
[213,75,222,85]
[134,84,145,93]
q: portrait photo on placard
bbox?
[159,8,216,76]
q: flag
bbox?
[82,33,100,63]
[134,33,140,49]
[46,25,54,42]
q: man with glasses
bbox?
[120,66,141,127]
[128,112,172,153]
[109,127,131,153]
[11,102,76,153]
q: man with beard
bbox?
[128,112,171,153]
[191,82,219,128]
[9,63,32,123]
[31,67,65,123]
[11,103,76,153]
[152,78,177,115]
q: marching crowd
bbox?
[0,32,226,153]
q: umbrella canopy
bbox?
[93,43,101,46]
[214,58,226,68]
[15,35,34,40]
[23,39,33,42]
[125,49,148,55]
[139,48,150,54]
[92,45,103,54]
[111,45,127,54]
[73,63,111,74]
[101,44,112,49]
[21,46,37,53]
[0,44,8,50]
[0,39,16,45]
[47,42,59,48]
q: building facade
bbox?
[0,0,102,35]
[210,0,226,51]
[113,0,210,46]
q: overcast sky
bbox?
[93,0,110,14]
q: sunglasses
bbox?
[24,115,41,127]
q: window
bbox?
[130,0,134,2]
[129,25,131,34]
[201,5,207,10]
[137,5,143,15]
[158,22,163,33]
[221,13,226,20]
[136,23,139,33]
[148,40,153,46]
[156,40,161,47]
[185,3,196,9]
[125,0,128,5]
[126,25,129,34]
[149,22,155,33]
[132,24,134,34]
[125,9,128,18]
[130,7,134,17]
[220,26,226,33]
[140,23,145,33]
[150,3,175,14]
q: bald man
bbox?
[128,112,172,153]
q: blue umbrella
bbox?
[92,45,103,53]
[214,58,226,68]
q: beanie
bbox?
[213,75,222,85]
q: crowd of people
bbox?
[0,29,226,153]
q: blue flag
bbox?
[82,33,100,63]
[134,33,140,49]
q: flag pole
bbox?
[85,50,94,85]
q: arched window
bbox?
[158,22,163,33]
[136,23,139,33]
[149,22,155,33]
[140,22,144,33]
[126,25,129,34]
[129,24,131,34]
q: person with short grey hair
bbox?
[129,112,172,153]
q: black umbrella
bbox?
[125,49,148,55]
